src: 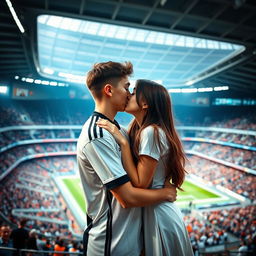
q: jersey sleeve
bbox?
[83,135,130,190]
[139,126,161,161]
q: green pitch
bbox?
[62,178,86,212]
[178,180,220,201]
[62,177,222,212]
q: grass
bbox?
[177,180,220,202]
[62,178,86,212]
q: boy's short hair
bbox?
[86,61,133,99]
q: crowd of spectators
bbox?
[1,100,255,128]
[177,112,256,130]
[1,100,255,253]
[0,129,78,148]
[0,219,82,256]
[203,205,256,251]
[0,142,76,175]
[190,131,256,147]
[0,105,24,127]
[184,142,256,169]
[0,100,91,127]
[187,156,256,201]
[208,116,256,130]
[183,215,228,253]
[0,158,80,238]
[183,206,256,254]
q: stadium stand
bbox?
[0,99,255,255]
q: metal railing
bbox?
[1,247,255,256]
[0,247,83,256]
[199,251,255,256]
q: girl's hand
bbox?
[96,118,128,146]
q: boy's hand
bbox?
[164,179,177,202]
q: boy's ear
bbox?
[103,84,112,96]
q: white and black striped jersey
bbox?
[77,111,142,256]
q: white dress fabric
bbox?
[140,126,194,256]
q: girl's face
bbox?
[125,86,148,116]
[125,87,141,114]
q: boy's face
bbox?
[111,76,131,112]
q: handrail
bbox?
[0,247,83,255]
[1,247,254,256]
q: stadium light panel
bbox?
[16,76,69,87]
[168,88,182,93]
[50,81,57,86]
[34,79,42,84]
[198,87,213,92]
[181,88,198,93]
[214,86,229,91]
[5,0,25,33]
[25,78,34,83]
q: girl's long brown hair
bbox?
[128,79,187,189]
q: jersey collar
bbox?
[93,111,121,130]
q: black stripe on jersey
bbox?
[88,115,104,141]
[93,115,99,139]
[99,126,103,138]
[105,174,130,190]
[105,191,113,256]
[83,214,93,256]
[93,111,121,130]
[88,116,94,141]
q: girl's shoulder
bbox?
[142,125,165,136]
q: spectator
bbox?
[68,241,79,253]
[27,229,38,255]
[42,239,52,256]
[10,219,29,256]
[0,225,13,256]
[53,239,66,256]
[237,240,249,256]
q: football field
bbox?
[178,180,220,201]
[61,177,226,213]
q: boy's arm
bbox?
[83,136,177,208]
[110,181,177,208]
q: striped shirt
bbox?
[77,111,142,256]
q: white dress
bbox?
[140,126,194,256]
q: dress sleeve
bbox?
[139,126,161,161]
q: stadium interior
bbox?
[0,0,256,255]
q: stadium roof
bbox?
[38,15,245,87]
[0,0,256,94]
